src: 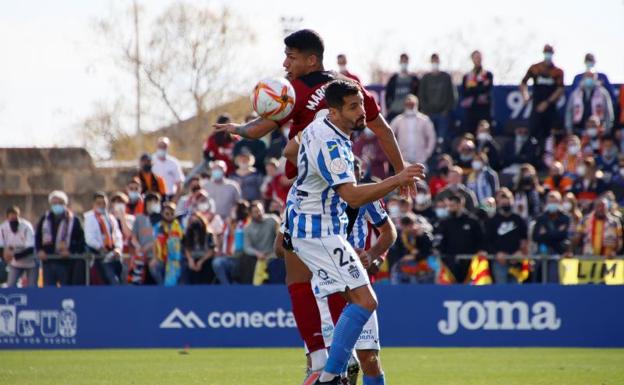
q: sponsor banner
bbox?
[559,259,624,285]
[1,285,623,349]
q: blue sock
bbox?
[363,374,385,385]
[324,304,372,375]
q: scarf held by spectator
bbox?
[42,210,74,252]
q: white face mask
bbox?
[415,194,429,205]
[576,165,587,177]
[586,128,598,138]
[562,202,573,212]
[477,132,490,142]
[431,62,440,71]
[338,64,347,73]
[197,202,210,212]
[471,160,483,171]
[568,145,580,155]
[156,149,167,158]
[400,62,408,72]
[114,203,126,213]
[388,205,400,218]
[149,204,161,215]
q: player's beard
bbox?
[352,115,366,131]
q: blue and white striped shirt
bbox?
[347,200,388,250]
[287,118,356,239]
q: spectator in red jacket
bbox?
[262,158,291,205]
[203,114,239,176]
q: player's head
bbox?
[283,29,324,79]
[325,80,365,132]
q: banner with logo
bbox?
[559,259,624,285]
[0,285,623,349]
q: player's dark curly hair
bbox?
[324,80,360,109]
[284,29,324,60]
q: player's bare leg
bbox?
[357,350,384,384]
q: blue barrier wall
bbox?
[0,285,622,349]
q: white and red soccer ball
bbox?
[251,78,296,121]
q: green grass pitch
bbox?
[1,347,623,385]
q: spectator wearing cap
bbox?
[565,71,614,135]
[152,201,184,285]
[230,149,264,202]
[465,152,499,206]
[570,157,609,210]
[84,192,124,285]
[152,136,185,201]
[532,191,571,282]
[125,177,145,215]
[35,190,85,286]
[203,160,242,221]
[390,94,437,165]
[475,120,501,171]
[520,44,565,143]
[460,50,494,134]
[262,158,291,205]
[137,153,167,197]
[233,140,267,177]
[0,206,36,287]
[385,53,420,122]
[575,198,623,258]
[203,114,239,176]
[419,53,457,147]
[571,53,617,102]
[435,166,478,214]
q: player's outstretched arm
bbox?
[367,219,396,261]
[212,117,279,139]
[335,164,425,208]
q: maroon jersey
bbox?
[278,70,381,178]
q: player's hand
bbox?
[395,164,426,190]
[212,122,240,135]
[38,250,47,261]
[367,259,381,275]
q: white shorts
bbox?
[316,296,381,351]
[292,236,370,298]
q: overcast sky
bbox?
[1,0,623,148]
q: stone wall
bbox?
[0,148,137,223]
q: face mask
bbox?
[114,203,126,213]
[97,207,107,215]
[562,202,573,212]
[51,204,65,216]
[128,191,140,202]
[400,62,408,72]
[585,61,595,71]
[148,204,161,215]
[586,128,598,138]
[477,133,490,142]
[499,205,512,214]
[576,165,586,177]
[338,65,347,73]
[543,52,553,62]
[142,164,152,173]
[431,63,439,71]
[516,134,528,143]
[545,203,560,213]
[156,149,167,158]
[415,194,429,205]
[460,153,474,162]
[9,220,19,233]
[197,202,210,212]
[568,145,580,155]
[435,207,448,219]
[471,160,483,171]
[211,169,224,181]
[388,205,400,218]
[583,77,595,89]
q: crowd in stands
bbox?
[1,44,623,287]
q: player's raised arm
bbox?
[212,116,279,139]
[335,164,425,208]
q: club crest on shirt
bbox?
[330,158,348,175]
[348,265,360,279]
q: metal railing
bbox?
[455,254,624,284]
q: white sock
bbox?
[319,371,336,382]
[310,349,328,371]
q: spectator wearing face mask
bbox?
[486,188,528,284]
[336,53,361,83]
[435,194,485,283]
[501,126,541,175]
[596,136,620,183]
[152,136,185,202]
[352,127,390,179]
[428,154,453,197]
[231,148,264,202]
[203,114,240,176]
[84,192,124,285]
[129,192,160,284]
[203,160,242,221]
[532,191,571,282]
[571,53,617,103]
[181,213,216,285]
[465,152,499,205]
[413,189,436,224]
[575,198,623,257]
[579,116,606,156]
[475,120,501,171]
[137,153,167,198]
[192,190,223,240]
[385,53,420,122]
[35,190,85,286]
[262,158,291,205]
[454,137,477,174]
[152,202,184,285]
[565,72,614,135]
[460,50,493,134]
[543,161,573,195]
[390,94,436,165]
[0,206,36,287]
[561,135,583,176]
[125,177,145,215]
[562,192,584,254]
[176,176,203,221]
[570,157,608,210]
[419,53,457,147]
[520,44,565,143]
[435,166,478,214]
[512,164,543,220]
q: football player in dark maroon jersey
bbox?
[214,29,423,385]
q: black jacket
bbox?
[436,211,484,256]
[385,73,420,110]
[502,136,541,170]
[532,211,571,255]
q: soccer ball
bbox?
[251,78,296,121]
